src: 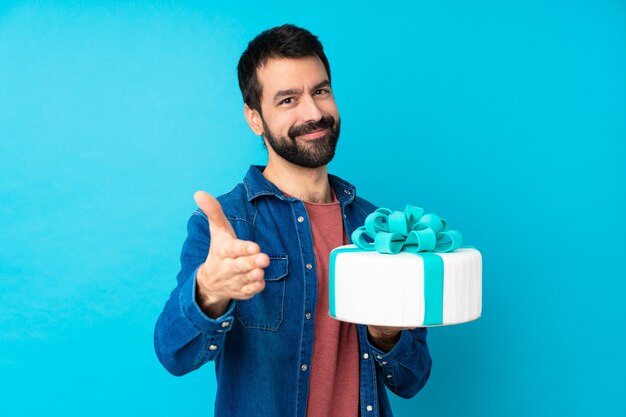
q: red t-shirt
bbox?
[304,197,359,417]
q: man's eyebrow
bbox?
[312,80,331,91]
[273,88,303,101]
[272,80,331,102]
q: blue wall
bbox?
[1,1,624,416]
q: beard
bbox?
[262,115,340,169]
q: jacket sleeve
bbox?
[154,211,236,376]
[365,327,432,398]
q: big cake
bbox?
[329,206,482,327]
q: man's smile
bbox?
[296,128,328,140]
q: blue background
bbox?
[1,1,624,416]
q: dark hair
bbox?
[237,24,331,113]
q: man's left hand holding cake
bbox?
[367,324,417,351]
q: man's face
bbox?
[254,56,341,168]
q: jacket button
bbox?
[306,263,312,270]
[301,364,308,371]
[297,216,304,223]
[305,312,312,320]
[209,345,217,351]
[366,405,373,412]
[363,353,369,359]
[221,321,230,328]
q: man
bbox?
[154,24,432,417]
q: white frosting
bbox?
[330,246,482,327]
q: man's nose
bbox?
[298,95,323,122]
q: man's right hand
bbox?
[193,191,270,318]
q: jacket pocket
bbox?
[236,255,288,331]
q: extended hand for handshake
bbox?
[193,191,270,319]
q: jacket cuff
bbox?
[367,329,414,365]
[179,266,236,333]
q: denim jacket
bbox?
[154,165,432,417]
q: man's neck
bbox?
[262,158,334,204]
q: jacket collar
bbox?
[243,165,356,205]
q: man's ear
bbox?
[244,104,264,136]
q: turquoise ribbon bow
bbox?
[351,205,462,254]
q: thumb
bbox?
[194,191,236,238]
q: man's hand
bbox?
[193,191,270,318]
[367,325,416,352]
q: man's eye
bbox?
[280,98,293,105]
[315,89,329,95]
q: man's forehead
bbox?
[256,56,329,94]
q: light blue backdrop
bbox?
[1,1,624,416]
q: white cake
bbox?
[329,245,482,327]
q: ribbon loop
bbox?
[365,209,391,237]
[351,205,462,254]
[374,232,405,254]
[352,227,374,250]
[388,211,409,236]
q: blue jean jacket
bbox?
[154,165,432,417]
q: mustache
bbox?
[288,116,336,140]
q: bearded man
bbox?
[154,24,432,417]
